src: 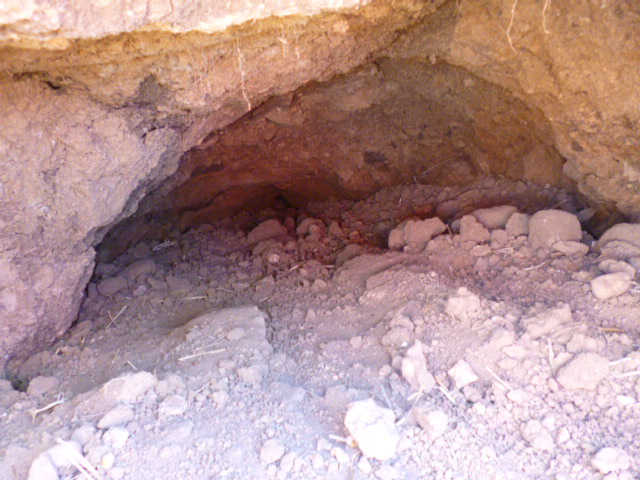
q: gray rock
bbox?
[97,404,135,429]
[597,223,640,250]
[552,240,589,256]
[247,219,288,245]
[556,353,609,390]
[388,217,446,250]
[27,453,58,480]
[590,272,632,300]
[413,407,448,441]
[46,440,83,470]
[27,376,59,396]
[520,420,555,451]
[260,439,286,464]
[591,447,631,474]
[460,215,490,244]
[344,399,400,461]
[97,275,127,297]
[158,394,188,418]
[401,341,435,393]
[505,212,530,236]
[472,205,517,229]
[528,210,582,249]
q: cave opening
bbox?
[2,1,640,478]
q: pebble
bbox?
[590,272,632,300]
[460,215,490,245]
[591,447,631,474]
[528,210,582,249]
[552,240,589,256]
[260,439,286,464]
[597,223,640,251]
[46,440,82,469]
[505,212,530,236]
[472,205,517,229]
[413,408,448,441]
[344,399,400,461]
[237,365,265,384]
[98,405,135,429]
[556,352,609,390]
[401,340,435,392]
[27,453,58,480]
[520,419,555,451]
[247,219,288,245]
[102,427,130,449]
[27,376,59,396]
[158,394,188,418]
[97,276,128,297]
[447,359,478,389]
[445,287,481,322]
[388,217,446,250]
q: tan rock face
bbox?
[0,0,639,369]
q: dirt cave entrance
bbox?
[3,163,640,479]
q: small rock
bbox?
[260,439,286,464]
[520,420,555,451]
[388,217,446,250]
[27,376,59,396]
[598,259,636,277]
[247,219,288,245]
[27,453,58,480]
[98,405,135,429]
[381,327,413,348]
[505,212,530,236]
[158,394,188,418]
[591,447,631,474]
[237,365,265,384]
[102,427,130,449]
[590,272,633,300]
[344,399,400,461]
[401,341,435,393]
[46,440,82,469]
[375,464,401,480]
[448,360,478,389]
[597,223,640,251]
[552,240,589,256]
[445,287,481,323]
[556,352,609,390]
[97,276,128,297]
[521,304,573,340]
[413,407,448,441]
[460,215,490,245]
[71,425,97,446]
[528,210,582,249]
[357,455,372,473]
[77,371,157,414]
[472,205,517,229]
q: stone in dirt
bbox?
[590,272,633,300]
[521,304,573,340]
[447,359,478,389]
[413,407,448,441]
[158,394,188,418]
[459,215,490,245]
[556,352,609,390]
[597,223,640,251]
[97,275,127,297]
[27,453,58,480]
[74,371,157,414]
[401,341,435,393]
[591,447,631,474]
[552,240,589,256]
[471,205,517,229]
[97,404,135,429]
[26,376,59,396]
[344,399,400,461]
[445,287,481,323]
[260,439,286,464]
[505,212,530,236]
[46,440,82,470]
[520,420,555,451]
[247,219,288,245]
[528,209,582,249]
[388,217,446,250]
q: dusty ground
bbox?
[1,176,639,480]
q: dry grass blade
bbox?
[435,376,456,404]
[32,395,65,423]
[178,348,226,361]
[486,366,513,392]
[614,370,640,379]
[56,438,104,480]
[181,296,207,301]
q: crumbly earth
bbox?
[1,177,639,480]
